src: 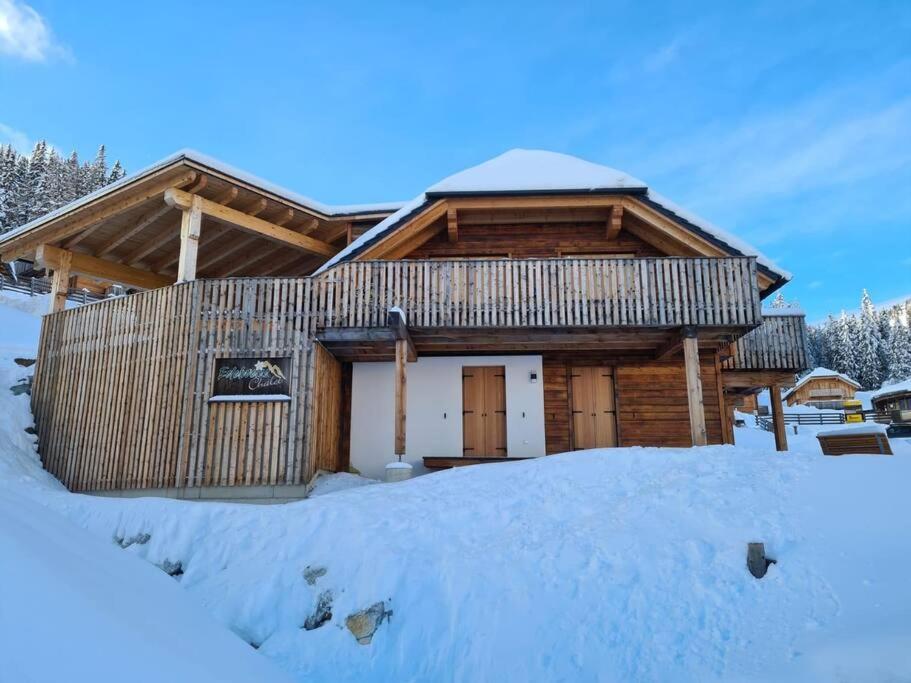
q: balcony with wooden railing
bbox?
[721,312,809,373]
[312,256,763,330]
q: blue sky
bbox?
[1,0,908,320]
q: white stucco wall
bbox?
[350,355,546,480]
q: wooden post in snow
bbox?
[682,326,707,446]
[769,384,788,452]
[394,338,407,458]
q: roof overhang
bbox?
[0,150,400,264]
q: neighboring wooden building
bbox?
[0,149,808,499]
[783,368,860,409]
[871,380,911,420]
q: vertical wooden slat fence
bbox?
[313,257,762,329]
[722,313,809,372]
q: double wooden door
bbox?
[462,366,507,457]
[571,366,618,449]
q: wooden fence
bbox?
[722,313,808,372]
[33,278,319,492]
[313,257,763,329]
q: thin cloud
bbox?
[0,0,66,62]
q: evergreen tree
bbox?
[108,160,126,183]
[770,292,788,308]
[0,145,17,229]
[64,150,82,202]
[886,313,911,383]
[855,290,886,389]
[829,313,859,380]
[0,141,125,233]
[87,144,108,191]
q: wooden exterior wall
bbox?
[407,224,663,259]
[307,342,344,471]
[785,377,857,406]
[543,353,724,452]
[33,278,317,492]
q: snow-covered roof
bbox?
[317,149,791,282]
[783,367,861,399]
[0,149,404,246]
[425,149,648,194]
[872,379,911,401]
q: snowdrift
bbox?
[1,291,910,682]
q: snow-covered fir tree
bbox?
[0,141,125,232]
[854,290,886,389]
[805,292,911,389]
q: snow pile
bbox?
[2,293,911,681]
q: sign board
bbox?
[211,357,291,401]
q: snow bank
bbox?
[2,296,910,682]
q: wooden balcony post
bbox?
[394,338,407,457]
[48,248,72,313]
[714,351,734,445]
[769,384,788,452]
[682,326,707,446]
[176,195,203,283]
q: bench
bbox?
[816,425,893,456]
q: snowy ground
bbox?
[2,291,911,682]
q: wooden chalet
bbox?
[1,149,808,500]
[783,367,860,409]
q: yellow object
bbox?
[843,399,864,423]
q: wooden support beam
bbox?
[48,249,72,313]
[164,188,338,257]
[682,327,708,446]
[394,338,407,457]
[447,207,458,242]
[653,330,683,360]
[36,244,172,290]
[213,186,239,206]
[721,371,795,389]
[607,204,623,240]
[176,195,203,283]
[769,384,788,452]
[387,308,417,361]
[715,351,734,445]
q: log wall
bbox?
[542,354,724,452]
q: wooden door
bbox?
[571,366,617,449]
[462,366,507,457]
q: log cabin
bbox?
[0,149,808,500]
[783,367,860,409]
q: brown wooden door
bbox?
[462,366,507,457]
[571,366,617,449]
